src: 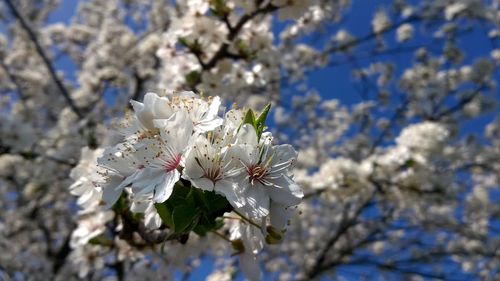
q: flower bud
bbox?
[265,225,284,244]
[231,239,245,253]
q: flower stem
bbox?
[233,209,261,228]
[210,230,231,243]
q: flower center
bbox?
[164,154,182,173]
[195,155,223,184]
[248,164,267,184]
[204,165,223,184]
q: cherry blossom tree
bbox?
[0,0,499,280]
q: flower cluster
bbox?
[69,91,303,280]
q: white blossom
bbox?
[70,211,114,247]
[230,124,303,218]
[372,10,391,34]
[396,23,414,42]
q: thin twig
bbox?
[3,0,83,118]
[210,230,232,243]
[327,16,421,54]
[233,209,262,228]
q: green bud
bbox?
[231,238,245,253]
[185,71,201,88]
[265,225,284,244]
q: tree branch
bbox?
[300,196,374,280]
[3,0,83,118]
[327,16,421,54]
[188,3,279,88]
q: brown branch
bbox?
[188,3,279,88]
[430,84,487,120]
[3,0,83,118]
[128,72,146,109]
[368,97,410,154]
[52,234,71,275]
[327,16,421,54]
[0,58,27,100]
[299,194,377,280]
[111,261,125,281]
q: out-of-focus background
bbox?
[1,0,499,280]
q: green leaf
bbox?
[237,105,272,138]
[156,184,232,236]
[255,104,271,138]
[192,191,231,236]
[255,104,271,126]
[172,205,201,233]
[242,108,256,127]
[193,213,215,236]
[155,202,173,228]
[193,187,212,209]
[185,187,199,206]
[205,191,232,215]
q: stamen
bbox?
[248,164,268,185]
[164,154,182,172]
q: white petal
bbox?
[268,175,303,206]
[131,168,165,195]
[176,91,197,99]
[230,144,259,167]
[243,185,269,218]
[153,170,180,203]
[131,92,174,130]
[183,135,211,180]
[102,184,122,209]
[69,179,87,196]
[151,95,173,119]
[117,169,144,191]
[270,202,292,230]
[76,187,100,209]
[142,92,157,107]
[195,117,223,133]
[237,124,259,146]
[194,96,223,132]
[131,99,153,130]
[242,224,264,253]
[145,205,162,229]
[98,143,143,176]
[269,144,297,170]
[193,97,224,132]
[154,110,193,153]
[215,179,244,208]
[207,96,221,117]
[239,253,261,281]
[183,159,205,182]
[191,177,215,192]
[130,199,149,213]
